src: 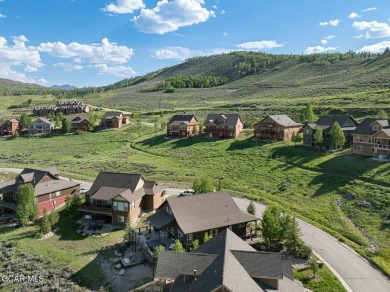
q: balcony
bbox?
[0,200,16,210]
[78,204,113,215]
[373,144,390,150]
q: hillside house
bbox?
[28,118,55,136]
[166,115,200,138]
[101,112,129,128]
[147,191,259,251]
[303,115,358,148]
[204,114,243,138]
[33,100,89,116]
[67,114,91,132]
[254,115,302,142]
[0,167,80,217]
[0,119,21,136]
[155,228,304,292]
[352,118,390,157]
[78,172,166,227]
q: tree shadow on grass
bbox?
[226,137,269,151]
[136,133,218,149]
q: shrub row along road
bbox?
[1,168,389,292]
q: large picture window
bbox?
[113,201,129,211]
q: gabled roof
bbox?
[371,120,389,127]
[148,210,175,229]
[67,114,90,123]
[315,115,358,127]
[168,115,199,125]
[156,229,304,292]
[204,114,241,127]
[102,111,123,120]
[373,129,390,138]
[17,168,58,187]
[353,118,390,135]
[30,118,54,125]
[256,115,302,128]
[153,191,258,234]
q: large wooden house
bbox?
[204,114,243,138]
[352,118,390,157]
[303,115,358,147]
[254,115,302,142]
[156,229,304,292]
[101,112,129,128]
[67,114,91,132]
[0,167,80,217]
[147,191,259,251]
[0,119,21,136]
[28,118,55,136]
[166,115,200,138]
[78,172,166,227]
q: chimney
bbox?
[194,270,197,281]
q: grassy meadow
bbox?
[0,124,389,277]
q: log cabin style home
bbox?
[0,119,21,136]
[204,114,243,138]
[166,115,200,138]
[352,118,390,157]
[155,228,304,292]
[28,118,55,136]
[303,115,358,148]
[78,172,166,227]
[254,115,302,142]
[0,167,80,217]
[67,114,91,132]
[101,112,129,128]
[147,191,259,251]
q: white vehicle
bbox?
[80,187,90,194]
[179,189,195,196]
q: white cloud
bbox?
[222,32,228,36]
[102,0,145,14]
[0,13,6,19]
[348,12,360,19]
[362,7,377,12]
[321,40,327,45]
[24,65,38,72]
[94,64,136,77]
[352,21,390,38]
[236,40,283,50]
[54,62,84,72]
[319,19,340,27]
[321,35,336,44]
[357,41,390,53]
[151,46,232,61]
[0,67,47,85]
[220,10,225,15]
[133,0,215,34]
[212,5,217,9]
[304,46,337,54]
[38,38,134,64]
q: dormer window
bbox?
[372,125,381,131]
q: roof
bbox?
[373,128,390,138]
[372,120,389,127]
[204,114,241,127]
[155,229,303,292]
[86,171,164,202]
[256,115,302,128]
[67,114,90,123]
[34,180,80,196]
[315,115,358,127]
[353,118,390,135]
[30,118,54,125]
[168,115,199,125]
[45,166,59,176]
[102,111,123,120]
[17,168,58,187]
[148,210,175,229]
[157,191,259,234]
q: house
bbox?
[78,172,165,227]
[204,114,243,138]
[101,112,129,128]
[352,118,390,157]
[147,191,259,251]
[303,115,358,147]
[32,100,89,116]
[0,119,21,136]
[155,228,304,292]
[166,115,200,138]
[67,114,91,132]
[28,118,55,136]
[0,167,80,217]
[254,115,302,142]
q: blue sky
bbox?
[0,0,389,87]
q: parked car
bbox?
[80,187,90,194]
[179,189,195,196]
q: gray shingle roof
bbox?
[315,115,358,127]
[102,111,123,120]
[164,191,259,234]
[353,118,390,135]
[256,115,302,128]
[148,210,175,229]
[34,180,80,196]
[204,114,242,127]
[168,115,199,124]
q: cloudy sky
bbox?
[0,0,389,87]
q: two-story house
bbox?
[156,229,304,292]
[0,167,80,217]
[352,118,390,157]
[147,191,259,251]
[101,112,129,128]
[204,114,243,138]
[67,114,91,132]
[303,115,358,147]
[28,118,55,136]
[0,119,21,136]
[254,115,302,142]
[78,172,166,227]
[166,115,200,138]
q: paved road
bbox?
[2,167,389,291]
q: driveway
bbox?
[2,167,389,292]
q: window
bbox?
[355,135,363,142]
[357,145,363,151]
[178,230,184,242]
[113,201,129,212]
[131,201,135,210]
[187,234,193,245]
[238,223,245,228]
[372,125,381,131]
[210,229,218,237]
[55,191,61,197]
[117,215,125,223]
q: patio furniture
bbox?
[119,269,125,276]
[121,255,135,267]
[115,263,122,269]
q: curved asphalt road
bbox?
[1,168,389,291]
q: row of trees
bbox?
[152,75,229,92]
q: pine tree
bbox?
[261,206,282,248]
[329,122,346,149]
[247,201,256,215]
[40,208,52,235]
[301,104,316,123]
[284,217,305,257]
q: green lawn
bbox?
[0,125,389,277]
